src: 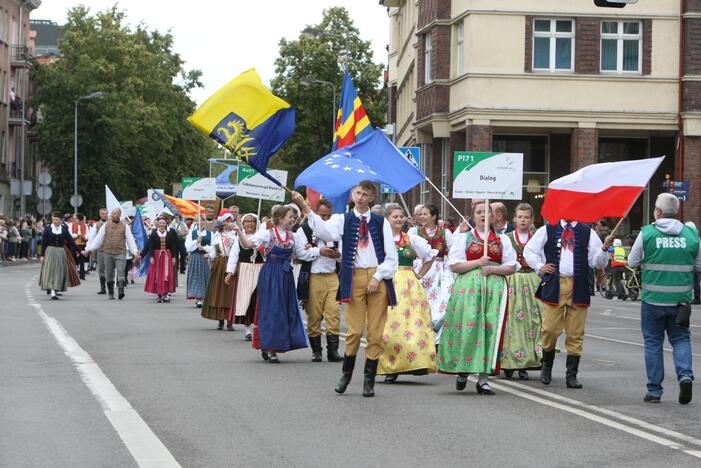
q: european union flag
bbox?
[295,129,425,199]
[131,207,150,277]
[188,69,295,186]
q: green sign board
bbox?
[452,152,523,200]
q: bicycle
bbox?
[599,264,640,301]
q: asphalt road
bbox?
[2,264,700,468]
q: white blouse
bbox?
[447,230,519,270]
[247,227,318,262]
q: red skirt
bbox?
[144,250,176,295]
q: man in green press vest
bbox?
[628,193,701,404]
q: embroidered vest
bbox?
[102,221,127,255]
[417,225,449,258]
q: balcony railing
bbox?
[11,45,30,66]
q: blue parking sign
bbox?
[381,147,421,194]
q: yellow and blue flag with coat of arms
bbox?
[187,69,295,186]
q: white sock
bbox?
[50,289,56,297]
[478,373,489,386]
[245,325,252,335]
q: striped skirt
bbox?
[230,262,263,323]
[186,251,210,300]
[39,246,70,291]
[201,256,235,321]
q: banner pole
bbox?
[422,176,468,224]
[397,192,411,217]
[484,198,490,258]
[257,197,262,218]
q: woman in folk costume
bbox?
[185,216,215,307]
[201,212,239,330]
[500,203,543,380]
[437,202,518,395]
[225,213,265,341]
[235,205,318,363]
[378,205,437,383]
[39,212,80,299]
[141,215,179,303]
[409,204,455,345]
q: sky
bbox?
[32,1,391,105]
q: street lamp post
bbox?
[301,27,349,65]
[300,77,336,142]
[74,91,106,214]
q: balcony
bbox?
[9,107,30,126]
[11,45,30,68]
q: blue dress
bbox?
[253,241,308,352]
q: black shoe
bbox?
[540,349,556,385]
[384,374,398,384]
[217,320,224,330]
[679,379,693,404]
[335,355,356,394]
[456,375,468,391]
[363,359,379,397]
[476,382,496,395]
[97,277,106,295]
[518,370,529,380]
[79,275,86,280]
[326,334,343,362]
[117,282,125,300]
[565,355,583,389]
[107,282,115,300]
[643,394,661,403]
[309,336,323,362]
[261,351,269,361]
[226,324,234,331]
[503,369,514,379]
[156,295,163,303]
[130,279,135,284]
[268,352,280,364]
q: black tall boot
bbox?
[97,277,106,295]
[326,335,343,362]
[540,349,556,385]
[107,282,115,300]
[117,281,125,300]
[309,336,323,362]
[363,359,379,398]
[334,355,356,394]
[565,355,583,389]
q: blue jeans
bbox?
[640,302,694,397]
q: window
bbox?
[533,19,574,72]
[456,22,464,75]
[600,21,641,73]
[424,33,432,83]
[0,10,5,44]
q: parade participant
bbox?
[292,181,398,398]
[501,203,543,380]
[70,213,89,280]
[84,208,141,300]
[201,212,239,329]
[523,216,612,389]
[610,238,628,299]
[491,202,515,235]
[89,208,109,294]
[628,193,700,404]
[170,215,190,274]
[141,215,179,303]
[235,205,318,363]
[39,213,80,299]
[437,202,517,395]
[225,213,265,341]
[409,204,454,345]
[185,214,215,308]
[294,199,342,363]
[378,204,436,383]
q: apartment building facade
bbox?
[382,0,701,231]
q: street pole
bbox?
[74,99,78,215]
[20,95,26,216]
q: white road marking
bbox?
[25,280,181,468]
[586,333,701,358]
[596,312,701,329]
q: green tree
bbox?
[270,6,387,186]
[31,6,215,216]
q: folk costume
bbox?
[89,217,108,294]
[140,226,179,302]
[437,229,518,391]
[246,226,318,362]
[500,230,544,377]
[294,221,342,362]
[523,220,609,388]
[410,225,455,343]
[202,224,239,328]
[185,224,215,307]
[307,209,398,397]
[39,224,80,299]
[86,219,140,300]
[378,232,437,380]
[226,214,265,341]
[70,220,89,280]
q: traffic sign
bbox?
[70,194,83,208]
[37,185,52,200]
[37,200,52,215]
[38,171,52,185]
[663,179,689,202]
[381,147,421,194]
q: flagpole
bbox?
[397,193,411,217]
[422,176,468,224]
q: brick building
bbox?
[382,0,701,232]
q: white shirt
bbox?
[294,225,341,274]
[185,229,216,256]
[447,230,519,269]
[244,227,319,262]
[408,225,454,256]
[50,224,63,235]
[307,209,398,281]
[85,221,139,256]
[523,220,609,276]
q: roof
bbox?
[30,19,62,48]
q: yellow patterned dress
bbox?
[378,232,437,376]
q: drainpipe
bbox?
[678,0,685,220]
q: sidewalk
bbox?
[0,258,40,268]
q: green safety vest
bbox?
[640,224,699,304]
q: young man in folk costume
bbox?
[523,218,613,388]
[70,213,89,280]
[84,208,141,300]
[294,198,343,363]
[292,181,398,397]
[89,208,109,294]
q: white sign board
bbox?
[146,189,165,212]
[452,152,523,200]
[182,177,217,201]
[236,166,288,202]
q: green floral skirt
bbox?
[500,271,543,370]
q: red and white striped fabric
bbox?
[541,156,665,223]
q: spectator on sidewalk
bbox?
[6,220,19,261]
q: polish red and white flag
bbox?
[541,156,665,223]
